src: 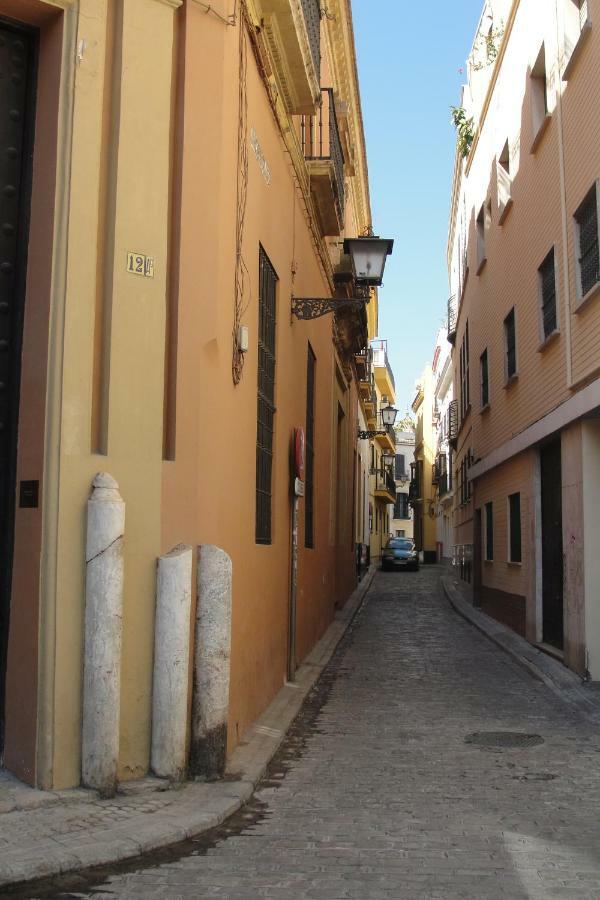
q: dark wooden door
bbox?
[0,18,36,754]
[541,439,564,649]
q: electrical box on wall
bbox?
[237,325,249,353]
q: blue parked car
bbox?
[381,538,419,571]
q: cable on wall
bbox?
[232,8,250,385]
[191,0,237,26]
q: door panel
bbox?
[541,439,564,649]
[0,18,36,754]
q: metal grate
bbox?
[305,344,315,548]
[448,399,459,443]
[300,0,321,79]
[465,732,544,749]
[447,295,457,341]
[256,248,278,544]
[539,249,557,338]
[576,187,599,298]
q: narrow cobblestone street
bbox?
[17,566,600,899]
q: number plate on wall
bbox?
[127,252,154,278]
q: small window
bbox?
[485,502,494,561]
[476,203,489,272]
[395,453,406,479]
[480,349,489,408]
[508,492,522,563]
[539,249,558,339]
[504,308,517,380]
[531,44,549,149]
[497,140,512,222]
[574,184,600,300]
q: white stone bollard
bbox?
[190,544,232,780]
[151,544,193,780]
[82,473,125,797]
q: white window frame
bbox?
[476,202,488,274]
[497,140,513,224]
[563,0,592,80]
[573,180,600,311]
[530,43,551,153]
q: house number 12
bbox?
[127,251,155,278]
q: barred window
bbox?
[480,348,489,408]
[539,249,557,338]
[256,247,278,544]
[508,492,522,563]
[575,185,599,298]
[504,308,517,379]
[395,453,406,479]
[305,344,316,548]
[485,502,494,561]
[394,493,409,520]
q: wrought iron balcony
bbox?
[375,469,397,502]
[448,399,459,448]
[447,295,457,345]
[408,479,420,503]
[300,0,321,80]
[438,473,449,496]
[301,88,345,235]
[261,0,321,114]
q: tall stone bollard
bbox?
[82,473,125,797]
[190,545,232,780]
[151,544,193,780]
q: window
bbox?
[497,140,512,223]
[305,344,316,548]
[459,321,470,417]
[394,493,409,520]
[476,203,488,272]
[255,247,278,544]
[539,248,558,340]
[508,492,522,563]
[564,0,591,78]
[504,308,517,380]
[480,348,489,408]
[395,453,406,479]
[575,184,599,300]
[531,44,549,149]
[396,530,405,538]
[485,502,494,561]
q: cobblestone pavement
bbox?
[15,566,600,899]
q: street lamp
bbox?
[358,404,398,441]
[292,227,394,320]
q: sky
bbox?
[352,0,485,418]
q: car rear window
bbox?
[387,539,413,550]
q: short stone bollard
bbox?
[82,473,125,797]
[151,544,193,780]
[190,544,232,780]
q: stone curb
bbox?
[0,566,376,890]
[441,574,600,718]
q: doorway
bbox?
[540,438,564,650]
[0,17,37,755]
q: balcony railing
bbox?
[408,479,420,503]
[376,469,397,501]
[300,0,321,80]
[301,88,345,231]
[448,399,459,446]
[447,295,457,344]
[371,340,396,393]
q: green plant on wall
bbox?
[471,24,504,71]
[451,106,475,159]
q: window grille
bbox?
[576,186,599,298]
[504,308,517,379]
[394,493,409,520]
[539,249,557,338]
[509,492,522,563]
[485,502,494,561]
[305,344,316,548]
[480,348,489,407]
[256,247,278,544]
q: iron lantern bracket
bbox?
[291,284,371,320]
[357,429,387,440]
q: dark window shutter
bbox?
[256,247,278,543]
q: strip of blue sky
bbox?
[352,0,484,415]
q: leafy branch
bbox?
[451,106,474,159]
